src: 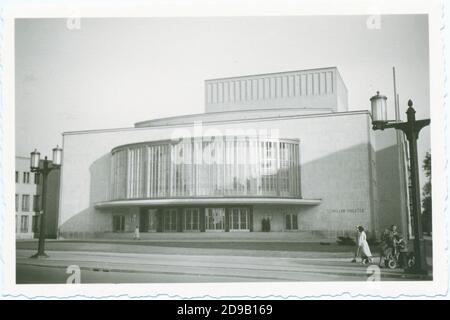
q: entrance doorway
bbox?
[137,206,252,233]
[205,208,225,231]
[139,208,158,232]
[229,207,250,231]
[184,208,200,231]
[163,208,178,232]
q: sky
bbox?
[15,15,430,173]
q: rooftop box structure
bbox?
[204,67,348,113]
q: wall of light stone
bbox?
[58,110,403,240]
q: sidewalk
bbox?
[16,241,432,283]
[16,239,433,267]
[20,231,337,242]
[16,239,358,258]
[17,249,415,282]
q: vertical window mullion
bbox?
[126,149,131,198]
[170,145,173,197]
[146,147,150,197]
[289,144,293,196]
[158,145,161,197]
[296,144,300,197]
[149,147,153,198]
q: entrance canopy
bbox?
[95,197,321,209]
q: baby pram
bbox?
[380,235,415,269]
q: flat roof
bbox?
[205,66,340,82]
[134,107,335,127]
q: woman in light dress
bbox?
[134,224,140,240]
[357,225,373,264]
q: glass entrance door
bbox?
[147,209,157,232]
[140,208,158,232]
[184,208,200,231]
[205,208,225,231]
[229,207,250,231]
[163,208,178,232]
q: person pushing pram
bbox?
[379,225,412,269]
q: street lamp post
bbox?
[30,145,62,259]
[370,92,430,274]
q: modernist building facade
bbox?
[58,67,409,240]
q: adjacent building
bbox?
[15,156,60,239]
[15,157,39,239]
[58,67,409,241]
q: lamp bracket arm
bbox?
[378,122,403,130]
[390,122,409,134]
[390,119,430,141]
[414,119,431,136]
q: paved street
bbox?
[16,240,432,283]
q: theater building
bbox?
[58,67,409,240]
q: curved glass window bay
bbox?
[109,136,301,200]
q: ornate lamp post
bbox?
[370,92,430,274]
[30,145,62,259]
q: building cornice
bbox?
[63,110,370,136]
[95,197,322,209]
[204,66,339,82]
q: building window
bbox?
[22,195,30,212]
[112,215,125,232]
[15,194,19,212]
[15,171,19,183]
[110,136,301,201]
[229,208,249,231]
[23,172,30,184]
[163,209,178,231]
[184,208,200,231]
[33,195,40,212]
[205,208,225,231]
[20,215,29,233]
[278,143,290,193]
[285,213,298,230]
[34,173,41,185]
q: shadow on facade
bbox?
[58,153,111,239]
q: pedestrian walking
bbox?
[357,226,373,264]
[134,225,140,240]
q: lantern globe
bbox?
[52,145,63,166]
[30,149,40,170]
[370,91,388,125]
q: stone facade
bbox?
[58,110,406,241]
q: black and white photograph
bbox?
[1,0,448,300]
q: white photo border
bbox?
[0,0,448,299]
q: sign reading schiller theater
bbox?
[58,67,409,240]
